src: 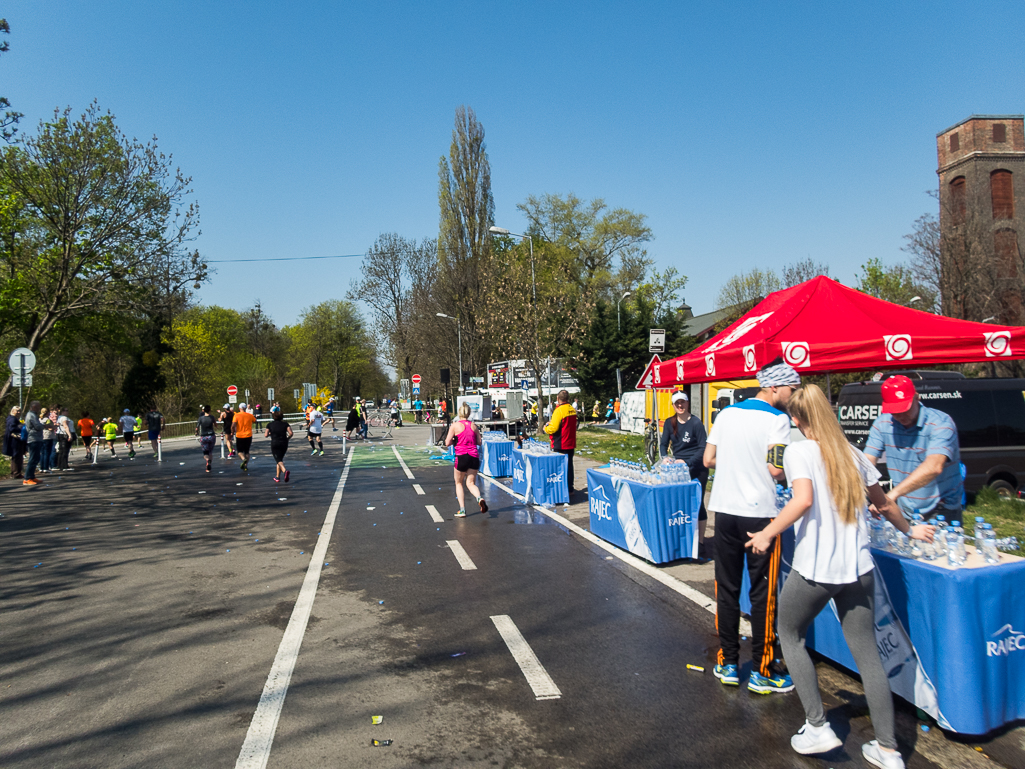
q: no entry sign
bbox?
[411,374,422,385]
[227,385,238,396]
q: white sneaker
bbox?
[790,721,843,755]
[862,741,905,769]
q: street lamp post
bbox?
[436,313,463,396]
[490,225,547,405]
[616,290,632,400]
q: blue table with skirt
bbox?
[511,449,569,505]
[736,536,1025,734]
[481,439,515,477]
[586,467,702,563]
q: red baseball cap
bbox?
[881,375,917,414]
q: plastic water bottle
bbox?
[982,523,1000,564]
[974,516,985,545]
[679,461,691,483]
[933,515,947,557]
[948,521,966,566]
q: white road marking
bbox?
[479,475,751,637]
[446,539,477,570]
[392,446,415,479]
[490,615,562,700]
[425,504,444,523]
[235,449,356,769]
[413,483,425,495]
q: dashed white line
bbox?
[235,449,355,769]
[413,484,425,496]
[446,539,477,570]
[392,446,415,479]
[425,504,444,523]
[478,475,749,636]
[490,615,562,700]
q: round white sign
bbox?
[8,347,36,374]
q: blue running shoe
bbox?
[713,664,739,686]
[748,670,795,694]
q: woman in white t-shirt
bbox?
[746,385,933,769]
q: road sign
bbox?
[293,389,300,400]
[521,380,529,390]
[227,385,238,396]
[412,374,422,385]
[649,329,666,353]
[11,374,32,387]
[636,354,663,389]
[228,395,238,404]
[412,385,420,395]
[245,389,250,400]
[8,347,36,374]
[267,388,275,402]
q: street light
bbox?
[436,313,463,395]
[909,296,922,305]
[616,290,632,401]
[490,224,547,404]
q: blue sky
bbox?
[4,1,1024,327]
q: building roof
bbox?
[681,304,748,339]
[937,114,1024,137]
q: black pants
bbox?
[56,435,70,470]
[714,512,782,675]
[555,448,575,492]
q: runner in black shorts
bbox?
[265,411,293,482]
[219,404,234,457]
[196,405,217,473]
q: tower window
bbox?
[949,176,967,223]
[950,133,959,152]
[993,124,1007,143]
[991,170,1014,219]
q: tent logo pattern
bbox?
[705,353,716,378]
[884,334,913,361]
[984,332,1012,358]
[654,365,661,384]
[676,360,685,380]
[743,344,757,372]
[781,341,811,368]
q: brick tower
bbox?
[936,115,1025,324]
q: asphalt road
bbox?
[0,430,1000,768]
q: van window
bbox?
[923,391,995,448]
[992,390,1025,446]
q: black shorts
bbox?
[455,454,480,472]
[236,436,252,454]
[271,444,288,462]
[82,436,94,448]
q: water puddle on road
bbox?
[511,508,562,526]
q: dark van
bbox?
[838,372,1025,497]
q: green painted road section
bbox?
[346,443,453,471]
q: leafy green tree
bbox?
[0,19,21,142]
[0,103,206,404]
[857,258,936,309]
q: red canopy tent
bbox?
[654,276,1025,386]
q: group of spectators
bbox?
[4,401,165,485]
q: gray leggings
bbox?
[778,569,896,750]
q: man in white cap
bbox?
[231,403,257,472]
[703,356,799,694]
[660,390,709,557]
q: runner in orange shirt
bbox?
[232,403,257,472]
[77,412,95,460]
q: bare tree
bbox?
[781,258,829,288]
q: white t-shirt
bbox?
[119,415,136,433]
[707,399,791,518]
[308,410,323,434]
[784,440,881,584]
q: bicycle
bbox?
[642,418,659,467]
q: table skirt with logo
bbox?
[481,439,515,477]
[512,449,569,505]
[586,467,701,564]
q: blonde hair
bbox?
[787,384,865,525]
[458,403,471,419]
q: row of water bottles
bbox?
[519,438,553,455]
[483,431,509,442]
[869,513,1012,566]
[608,458,691,485]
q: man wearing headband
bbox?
[703,356,799,694]
[864,375,962,521]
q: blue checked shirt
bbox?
[864,404,963,518]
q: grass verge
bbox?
[964,486,1024,548]
[574,425,646,466]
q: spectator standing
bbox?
[265,410,293,482]
[544,390,579,494]
[864,375,963,521]
[5,405,24,478]
[40,407,55,473]
[146,406,164,455]
[24,401,43,485]
[232,403,257,471]
[660,391,710,557]
[702,357,799,694]
[746,385,932,768]
[414,397,424,424]
[55,408,73,470]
